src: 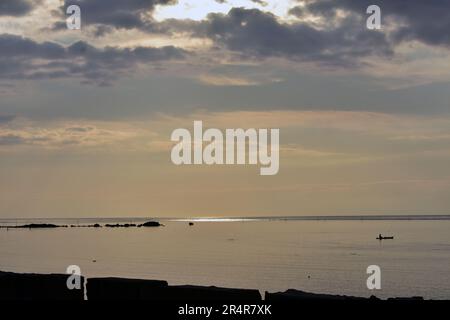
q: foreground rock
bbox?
[0,271,84,300]
[167,285,261,301]
[265,289,373,301]
[0,271,425,301]
[87,277,261,301]
[387,296,424,301]
[87,277,168,300]
[265,289,423,301]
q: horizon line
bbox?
[1,214,450,222]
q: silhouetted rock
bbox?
[105,223,137,228]
[265,289,376,301]
[0,271,426,301]
[125,224,136,227]
[28,224,59,228]
[166,285,261,301]
[0,271,84,300]
[387,296,424,301]
[87,277,168,300]
[2,223,61,229]
[140,221,162,227]
[86,277,261,301]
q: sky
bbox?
[1,0,450,218]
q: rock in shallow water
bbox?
[140,221,162,227]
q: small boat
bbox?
[376,235,394,240]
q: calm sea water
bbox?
[0,216,449,299]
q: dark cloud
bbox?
[65,126,95,132]
[249,0,268,6]
[0,0,38,17]
[0,35,66,59]
[0,34,187,85]
[193,8,393,67]
[296,0,450,47]
[47,1,450,67]
[0,134,24,145]
[0,115,15,124]
[53,0,177,35]
[163,2,449,67]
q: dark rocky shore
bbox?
[0,223,66,229]
[0,271,424,301]
[0,271,84,300]
[0,221,162,229]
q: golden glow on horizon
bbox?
[2,110,450,218]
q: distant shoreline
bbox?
[0,221,163,229]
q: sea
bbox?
[0,215,449,299]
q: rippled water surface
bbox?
[1,217,449,299]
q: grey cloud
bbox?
[296,0,450,48]
[193,8,393,67]
[249,0,268,6]
[0,134,25,145]
[0,34,187,85]
[53,0,177,35]
[65,126,95,132]
[166,2,450,67]
[0,0,39,17]
[0,35,66,59]
[287,6,305,18]
[0,123,139,148]
[0,115,15,124]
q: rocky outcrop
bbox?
[0,271,425,301]
[387,296,424,301]
[105,223,137,228]
[87,277,168,300]
[265,289,378,301]
[0,271,84,300]
[70,224,102,228]
[264,289,424,301]
[0,224,65,229]
[1,222,163,228]
[139,221,162,227]
[87,277,261,301]
[165,285,262,301]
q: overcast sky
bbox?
[1,0,450,218]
